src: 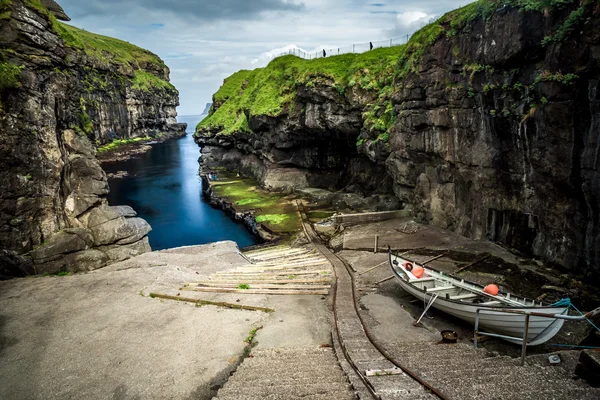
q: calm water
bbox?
[104,115,257,250]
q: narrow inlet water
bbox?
[104,115,258,251]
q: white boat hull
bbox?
[390,253,567,346]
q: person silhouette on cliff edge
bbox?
[370,42,373,50]
[322,49,326,58]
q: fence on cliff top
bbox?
[275,34,412,60]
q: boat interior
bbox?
[391,255,539,307]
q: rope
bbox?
[417,294,438,324]
[570,302,600,332]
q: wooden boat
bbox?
[388,251,569,346]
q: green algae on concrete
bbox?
[211,172,300,234]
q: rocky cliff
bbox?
[196,0,600,280]
[0,0,186,277]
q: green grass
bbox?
[210,172,299,233]
[237,284,250,290]
[244,326,261,344]
[98,136,151,152]
[0,62,22,92]
[54,23,167,71]
[9,1,174,93]
[132,70,175,92]
[197,10,448,137]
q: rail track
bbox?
[297,203,447,400]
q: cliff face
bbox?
[0,0,186,277]
[196,1,600,279]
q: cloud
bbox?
[60,0,305,22]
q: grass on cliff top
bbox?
[7,1,174,91]
[210,172,299,233]
[197,20,442,135]
[55,23,167,71]
[197,0,587,137]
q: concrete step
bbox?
[215,347,356,400]
[216,392,356,400]
[217,381,353,398]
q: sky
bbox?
[57,0,471,116]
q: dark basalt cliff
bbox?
[0,0,186,277]
[196,1,600,280]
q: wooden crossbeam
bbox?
[188,283,331,290]
[184,287,330,295]
[148,293,275,313]
[194,278,332,285]
[232,262,330,272]
[215,270,331,277]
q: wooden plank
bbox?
[249,250,312,261]
[148,293,275,312]
[194,278,332,285]
[421,254,446,265]
[366,368,404,377]
[455,255,490,274]
[237,260,330,270]
[243,245,290,256]
[358,261,388,276]
[215,270,331,277]
[252,255,323,265]
[188,283,331,290]
[186,287,330,295]
[375,276,395,285]
[246,247,306,257]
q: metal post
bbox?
[374,235,379,253]
[520,314,530,366]
[406,34,409,43]
[474,309,480,348]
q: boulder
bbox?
[102,237,152,262]
[90,217,152,246]
[41,0,71,21]
[81,205,137,228]
[35,249,109,274]
[30,228,94,263]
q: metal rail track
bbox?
[297,203,449,400]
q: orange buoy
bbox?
[412,265,424,278]
[483,284,499,296]
[403,262,413,271]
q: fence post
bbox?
[352,44,355,53]
[406,34,409,43]
[390,38,392,47]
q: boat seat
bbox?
[408,277,435,284]
[449,293,478,300]
[425,286,454,292]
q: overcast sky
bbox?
[58,0,470,115]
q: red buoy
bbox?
[483,284,499,296]
[412,266,424,278]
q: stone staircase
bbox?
[214,347,356,400]
[383,342,600,400]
